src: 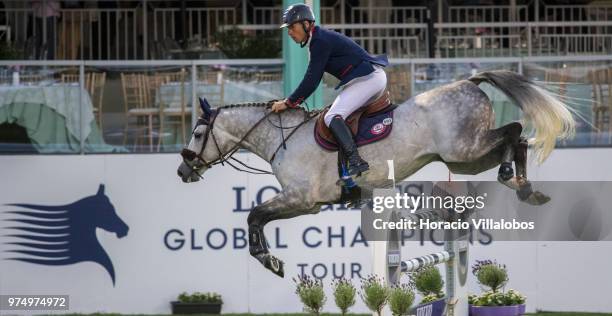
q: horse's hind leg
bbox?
[497,139,519,189]
[515,137,528,179]
[513,136,551,205]
[444,122,521,175]
[445,121,551,205]
[498,129,551,205]
[450,121,522,189]
[496,122,528,191]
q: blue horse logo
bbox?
[3,184,128,285]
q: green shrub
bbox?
[214,28,281,58]
[472,260,508,293]
[0,43,21,60]
[388,283,414,316]
[177,291,223,304]
[359,274,389,316]
[332,278,356,315]
[409,266,444,298]
[294,275,326,315]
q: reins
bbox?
[187,101,321,176]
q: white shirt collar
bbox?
[306,25,315,47]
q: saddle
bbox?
[314,91,398,151]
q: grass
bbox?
[39,313,612,316]
[527,313,612,316]
[40,314,371,316]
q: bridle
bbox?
[181,100,321,179]
[181,104,275,177]
[181,101,320,179]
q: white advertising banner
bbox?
[1,149,611,314]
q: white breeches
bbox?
[324,66,388,126]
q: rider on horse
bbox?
[271,4,389,177]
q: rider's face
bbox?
[287,21,311,43]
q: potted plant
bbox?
[507,289,527,315]
[170,291,223,314]
[409,266,446,316]
[469,260,527,316]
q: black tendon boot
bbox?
[329,116,369,176]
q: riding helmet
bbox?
[280,4,315,28]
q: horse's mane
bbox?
[215,102,315,115]
[217,102,271,109]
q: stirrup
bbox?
[348,158,369,176]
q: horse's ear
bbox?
[97,184,105,195]
[199,97,212,118]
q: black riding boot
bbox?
[329,116,370,176]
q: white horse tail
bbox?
[469,70,575,164]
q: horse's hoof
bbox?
[517,187,551,205]
[524,191,551,205]
[264,254,285,278]
[254,253,284,277]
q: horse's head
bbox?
[178,97,219,183]
[88,184,129,238]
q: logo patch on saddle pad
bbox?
[371,123,386,135]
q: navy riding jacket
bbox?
[286,25,389,107]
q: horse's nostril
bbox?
[181,148,197,161]
[177,169,183,177]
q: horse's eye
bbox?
[194,132,202,139]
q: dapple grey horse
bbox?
[177,70,575,278]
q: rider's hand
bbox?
[271,100,288,113]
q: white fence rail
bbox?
[1,2,612,60]
[448,4,529,22]
[349,6,428,24]
[325,23,428,58]
[435,21,612,58]
[542,3,612,22]
[152,7,238,45]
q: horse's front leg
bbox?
[247,191,318,278]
